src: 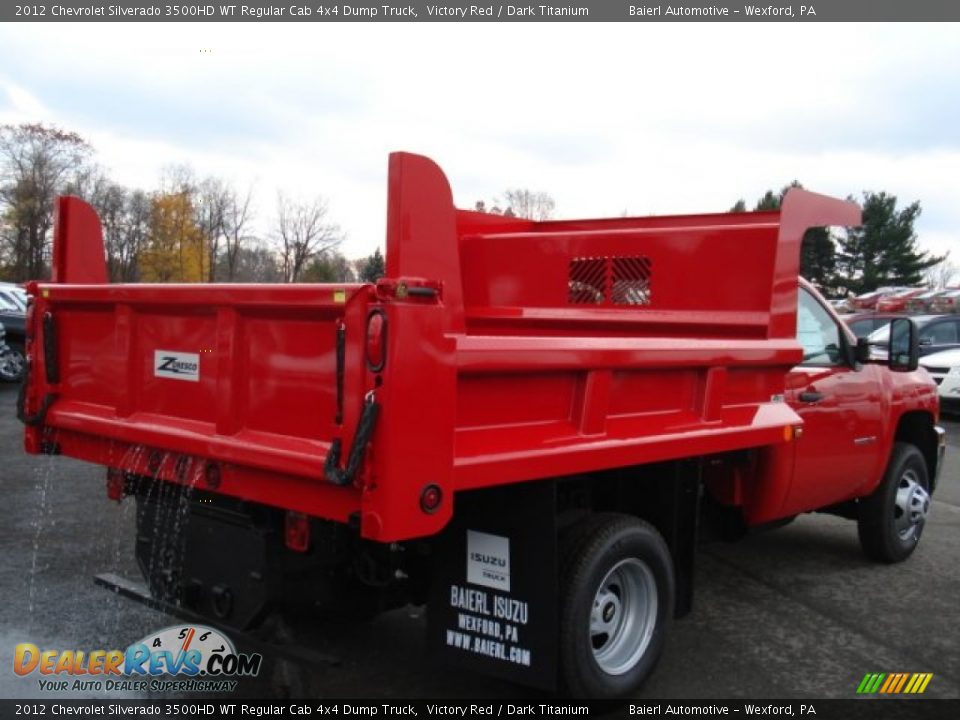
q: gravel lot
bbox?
[0,381,958,700]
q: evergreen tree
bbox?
[730,181,836,291]
[753,188,782,211]
[800,227,836,292]
[834,192,940,295]
[358,247,385,283]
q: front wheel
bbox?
[857,442,931,563]
[559,514,674,698]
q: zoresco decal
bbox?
[154,350,200,382]
[13,625,261,692]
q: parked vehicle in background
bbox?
[867,314,960,360]
[844,312,903,339]
[0,323,21,383]
[918,348,960,414]
[907,289,952,314]
[850,289,888,311]
[0,294,25,382]
[0,283,27,312]
[931,289,960,314]
[829,298,853,313]
[850,286,910,311]
[876,288,927,313]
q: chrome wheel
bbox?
[0,347,24,382]
[893,468,930,542]
[590,558,658,676]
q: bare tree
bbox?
[923,251,958,290]
[159,164,195,195]
[218,242,282,283]
[502,188,555,220]
[0,123,92,279]
[475,189,555,220]
[63,166,149,282]
[274,193,342,282]
[73,170,127,280]
[195,176,230,282]
[118,190,151,282]
[222,184,255,281]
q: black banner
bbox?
[1,700,958,719]
[4,0,960,23]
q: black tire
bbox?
[559,513,674,698]
[0,340,25,383]
[858,442,931,563]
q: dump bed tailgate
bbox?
[23,281,374,525]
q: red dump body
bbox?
[22,153,866,542]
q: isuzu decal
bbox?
[467,530,511,592]
[154,350,200,382]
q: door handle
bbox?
[798,391,824,403]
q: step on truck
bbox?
[20,152,945,698]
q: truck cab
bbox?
[783,281,941,523]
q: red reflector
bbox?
[420,484,443,514]
[285,512,310,553]
[106,468,125,502]
[366,310,387,372]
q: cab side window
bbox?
[797,289,844,366]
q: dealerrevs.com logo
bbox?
[13,625,261,693]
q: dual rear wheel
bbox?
[559,514,674,698]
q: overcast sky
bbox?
[1,22,958,262]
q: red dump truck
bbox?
[20,153,944,698]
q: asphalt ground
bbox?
[0,381,958,701]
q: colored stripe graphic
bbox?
[857,673,884,695]
[857,672,933,694]
[879,674,896,693]
[913,673,933,693]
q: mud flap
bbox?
[427,480,558,691]
[657,460,701,618]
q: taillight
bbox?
[285,512,310,552]
[366,309,387,372]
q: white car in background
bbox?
[0,282,26,311]
[919,348,960,414]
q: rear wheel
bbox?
[559,514,674,698]
[858,443,931,563]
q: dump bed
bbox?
[22,153,860,542]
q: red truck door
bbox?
[783,287,885,514]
